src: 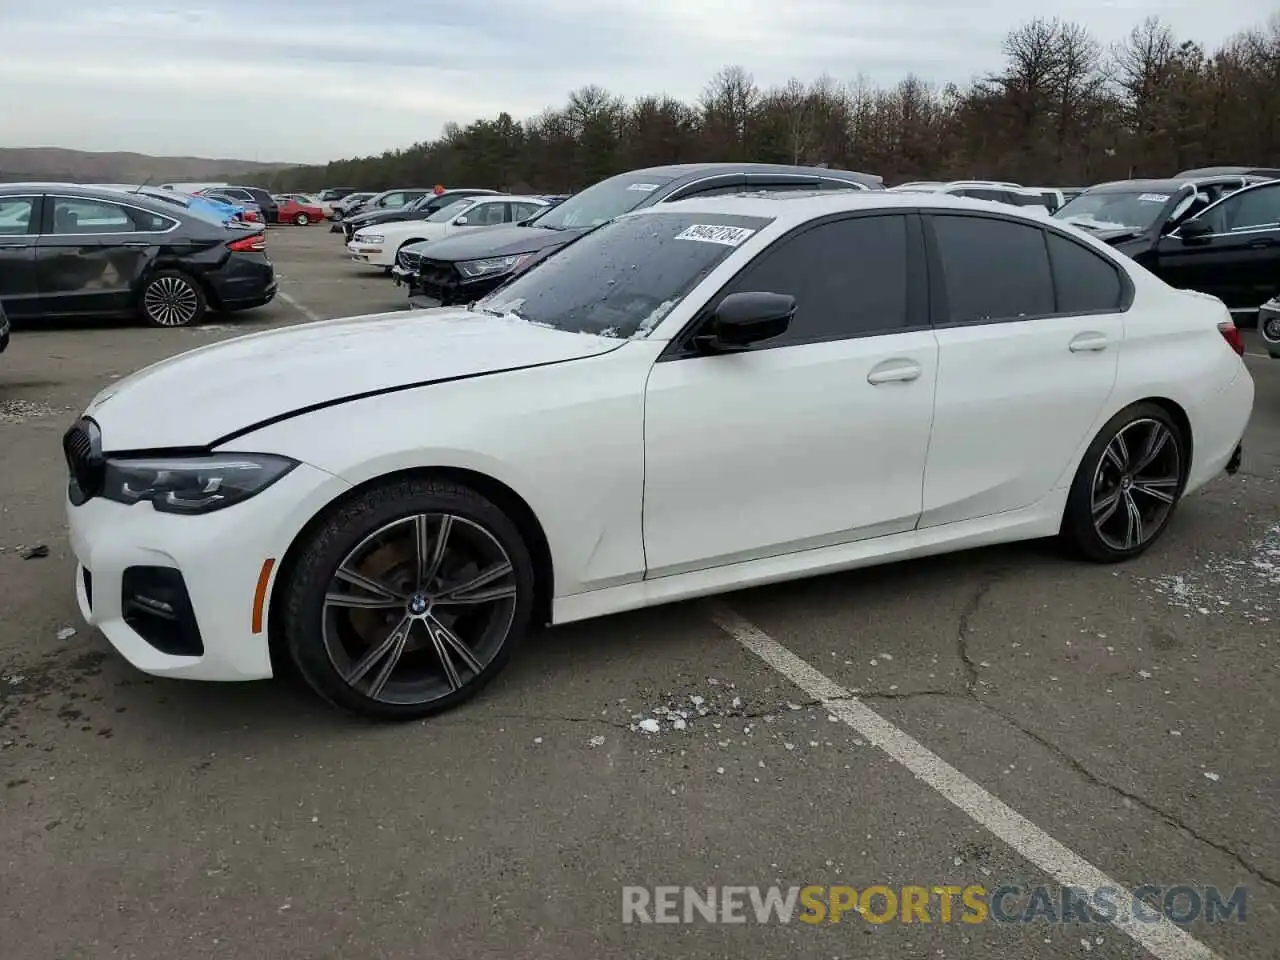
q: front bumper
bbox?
[67,460,351,681]
[347,242,387,265]
[1260,299,1280,359]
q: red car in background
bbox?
[276,197,325,225]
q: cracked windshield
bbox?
[2,1,1278,958]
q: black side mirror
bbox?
[1178,219,1213,243]
[695,292,795,353]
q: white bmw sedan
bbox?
[64,192,1254,720]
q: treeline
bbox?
[252,15,1280,193]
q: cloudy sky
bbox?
[0,0,1272,164]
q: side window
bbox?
[1046,232,1124,313]
[132,208,176,232]
[468,202,506,225]
[931,215,1054,323]
[816,179,866,192]
[718,214,910,346]
[0,196,37,235]
[381,193,407,208]
[510,202,542,221]
[1204,184,1280,233]
[223,189,253,202]
[50,198,134,235]
[748,180,819,194]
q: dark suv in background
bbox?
[402,162,884,307]
[200,185,278,224]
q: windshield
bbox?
[1053,189,1177,232]
[527,172,676,230]
[476,211,773,339]
[427,198,475,223]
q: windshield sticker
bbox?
[627,183,661,192]
[1138,193,1170,202]
[674,224,757,246]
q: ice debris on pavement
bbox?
[1137,522,1280,621]
[56,627,76,640]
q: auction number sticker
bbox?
[674,224,757,246]
[627,183,661,192]
[1137,193,1170,202]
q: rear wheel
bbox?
[139,270,206,328]
[281,478,535,720]
[294,212,310,226]
[1061,403,1187,562]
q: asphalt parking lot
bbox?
[1,225,1276,960]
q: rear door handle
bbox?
[119,241,149,247]
[867,358,922,385]
[1069,332,1109,353]
[1247,238,1276,249]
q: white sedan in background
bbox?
[64,191,1253,721]
[347,195,550,270]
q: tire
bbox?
[294,213,310,226]
[281,477,536,721]
[1061,402,1188,563]
[139,270,206,328]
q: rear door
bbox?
[36,195,171,315]
[920,212,1122,526]
[0,194,40,318]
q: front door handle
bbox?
[867,358,922,385]
[1069,332,1109,353]
[119,241,149,247]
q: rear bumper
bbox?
[1184,364,1254,495]
[206,254,275,311]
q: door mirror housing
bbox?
[695,292,795,352]
[1178,219,1213,242]
[453,215,470,225]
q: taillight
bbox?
[228,233,266,253]
[1217,320,1245,357]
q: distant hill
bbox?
[0,147,293,185]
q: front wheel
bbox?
[1061,403,1187,562]
[139,270,206,328]
[281,478,535,720]
[294,212,310,226]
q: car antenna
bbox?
[131,175,154,194]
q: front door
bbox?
[36,195,154,315]
[642,212,938,577]
[920,213,1121,527]
[0,194,40,318]
[1158,182,1280,311]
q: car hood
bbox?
[410,224,585,261]
[84,308,625,450]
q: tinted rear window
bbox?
[478,212,773,339]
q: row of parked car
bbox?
[317,164,1280,358]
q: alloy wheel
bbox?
[143,276,200,327]
[321,513,519,705]
[1090,418,1182,552]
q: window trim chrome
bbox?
[44,193,182,237]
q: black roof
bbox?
[1084,177,1231,194]
[619,162,883,188]
[0,182,187,214]
[1175,166,1280,178]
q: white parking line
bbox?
[707,602,1223,960]
[1243,352,1271,361]
[278,289,322,325]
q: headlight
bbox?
[355,233,383,244]
[102,453,298,514]
[457,252,536,279]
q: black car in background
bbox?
[340,188,500,240]
[199,185,279,224]
[1053,175,1280,320]
[1260,296,1280,358]
[1176,166,1280,180]
[402,162,884,307]
[0,298,9,355]
[318,187,357,202]
[0,183,275,328]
